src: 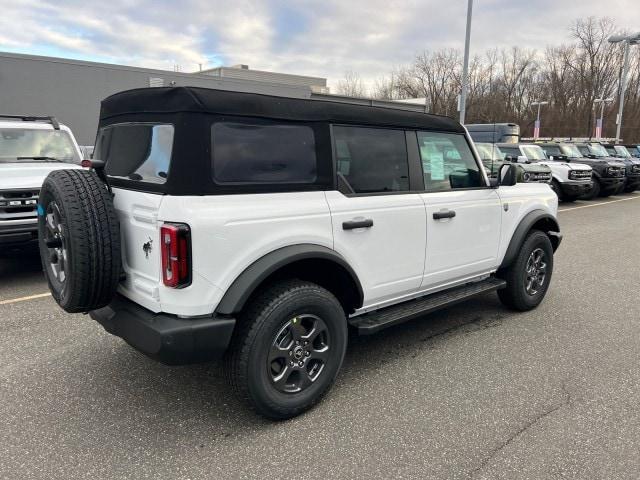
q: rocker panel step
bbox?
[349,277,506,335]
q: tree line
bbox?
[336,17,640,142]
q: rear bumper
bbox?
[0,222,38,245]
[90,294,235,365]
[560,181,592,196]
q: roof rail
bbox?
[0,114,60,130]
[521,137,618,143]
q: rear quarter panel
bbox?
[157,191,333,316]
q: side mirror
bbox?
[497,163,518,187]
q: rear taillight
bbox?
[160,223,191,288]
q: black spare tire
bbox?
[38,169,121,313]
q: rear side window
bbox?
[96,123,174,184]
[333,126,409,193]
[211,122,317,184]
[417,132,482,191]
[544,145,562,156]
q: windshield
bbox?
[0,128,80,163]
[521,145,547,161]
[589,144,609,157]
[560,144,583,158]
[474,143,503,161]
[614,145,631,158]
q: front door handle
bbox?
[433,210,456,220]
[342,219,374,230]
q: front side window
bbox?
[211,122,317,184]
[417,132,482,191]
[95,123,174,184]
[333,126,409,193]
[0,128,80,164]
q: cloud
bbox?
[0,0,636,88]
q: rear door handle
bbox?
[342,219,374,230]
[433,210,456,220]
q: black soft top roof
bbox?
[100,86,464,133]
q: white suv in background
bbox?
[37,87,561,419]
[497,143,593,201]
[0,115,82,247]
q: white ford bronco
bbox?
[38,87,561,419]
[0,115,81,247]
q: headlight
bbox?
[632,165,640,174]
[523,172,531,182]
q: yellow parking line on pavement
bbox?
[0,292,51,305]
[559,195,640,212]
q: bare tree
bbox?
[336,71,367,97]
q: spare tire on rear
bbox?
[38,169,121,313]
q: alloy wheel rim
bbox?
[525,247,547,295]
[268,314,330,394]
[44,201,68,283]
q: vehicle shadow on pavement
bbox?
[70,292,508,433]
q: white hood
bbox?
[0,162,82,190]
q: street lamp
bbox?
[459,0,473,124]
[608,32,640,144]
[531,101,549,139]
[593,97,614,139]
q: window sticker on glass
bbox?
[420,145,445,181]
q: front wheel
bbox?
[224,280,347,419]
[497,230,554,311]
[580,179,600,200]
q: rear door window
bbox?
[333,126,409,193]
[211,121,317,184]
[95,123,174,184]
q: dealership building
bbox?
[0,51,330,145]
[0,51,428,146]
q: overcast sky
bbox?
[0,0,636,88]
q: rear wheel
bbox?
[224,280,347,419]
[497,230,554,311]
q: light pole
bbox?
[593,97,614,139]
[531,101,549,139]
[459,0,473,124]
[608,32,640,144]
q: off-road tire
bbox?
[224,280,347,420]
[550,180,562,200]
[581,178,600,200]
[497,230,554,311]
[38,169,121,313]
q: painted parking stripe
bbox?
[559,195,640,212]
[0,292,51,305]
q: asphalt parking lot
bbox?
[1,193,640,480]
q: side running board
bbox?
[349,277,506,335]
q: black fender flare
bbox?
[215,244,364,315]
[500,210,561,269]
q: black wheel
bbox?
[497,230,554,311]
[224,280,347,419]
[550,180,562,200]
[624,183,638,193]
[581,179,600,200]
[38,169,121,313]
[562,194,578,203]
